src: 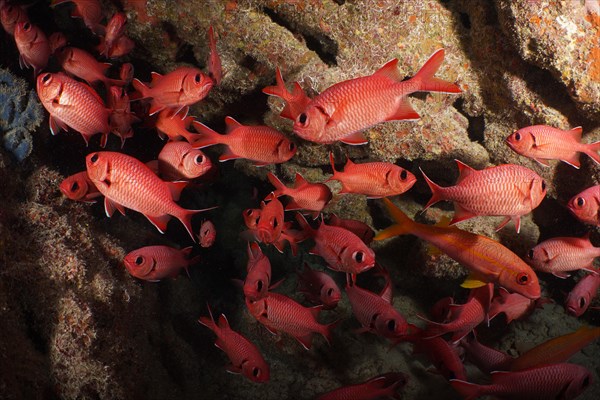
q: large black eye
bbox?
[41,73,51,83]
[134,256,143,265]
[288,142,295,151]
[256,280,263,292]
[70,181,80,192]
[195,73,201,83]
[514,132,521,141]
[353,251,364,263]
[576,197,585,207]
[387,319,396,331]
[541,180,546,191]
[272,218,278,228]
[516,272,529,285]
[23,22,31,31]
[582,376,590,388]
[245,209,252,216]
[90,153,99,163]
[298,113,307,125]
[326,288,333,297]
[400,170,408,180]
[195,154,204,164]
[527,249,534,259]
[253,367,260,378]
[579,297,586,309]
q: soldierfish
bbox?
[568,185,600,226]
[157,141,212,181]
[460,332,514,374]
[132,67,213,115]
[199,306,269,383]
[375,198,541,299]
[296,213,375,276]
[450,363,592,400]
[14,21,50,76]
[262,67,311,121]
[327,214,375,245]
[255,194,284,245]
[107,86,139,147]
[51,0,104,35]
[315,372,407,400]
[192,117,297,166]
[292,48,461,145]
[86,151,215,240]
[245,292,336,350]
[421,161,547,233]
[565,274,600,316]
[56,47,125,89]
[60,171,100,202]
[155,107,199,142]
[243,242,275,302]
[296,263,341,309]
[410,336,467,381]
[101,12,127,57]
[207,26,222,85]
[37,72,110,145]
[97,35,134,58]
[267,172,332,217]
[123,245,200,281]
[1,3,28,35]
[48,32,67,53]
[198,220,216,248]
[488,288,546,324]
[506,125,600,169]
[525,233,600,278]
[328,153,416,198]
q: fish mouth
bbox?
[566,306,579,316]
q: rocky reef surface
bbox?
[0,0,599,399]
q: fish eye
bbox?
[288,142,295,151]
[527,249,534,259]
[272,218,278,228]
[400,170,408,180]
[90,153,99,163]
[70,181,80,192]
[298,113,307,125]
[253,367,260,378]
[576,197,585,207]
[245,209,252,216]
[579,297,586,308]
[327,287,334,297]
[23,22,30,31]
[516,272,529,285]
[41,73,51,84]
[514,132,521,141]
[202,228,210,236]
[541,180,546,191]
[353,251,364,263]
[134,256,144,265]
[582,376,590,387]
[256,280,263,292]
[195,73,201,83]
[194,154,204,164]
[387,319,396,331]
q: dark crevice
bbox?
[23,307,48,355]
[452,98,485,144]
[263,7,338,66]
[162,22,202,67]
[332,0,345,5]
[459,12,471,29]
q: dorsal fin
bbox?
[224,116,243,133]
[218,314,230,329]
[294,173,308,188]
[373,59,402,81]
[150,71,163,85]
[455,159,476,184]
[568,126,583,141]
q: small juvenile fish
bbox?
[157,141,212,181]
[255,194,284,245]
[56,47,125,89]
[133,67,213,115]
[107,86,139,147]
[192,117,296,166]
[245,292,336,350]
[199,306,269,383]
[37,72,110,145]
[14,21,50,76]
[450,363,592,400]
[51,0,104,34]
[506,125,600,169]
[296,213,375,276]
[296,263,341,309]
[198,220,216,248]
[292,48,461,145]
[207,26,222,85]
[262,67,311,121]
[267,172,332,216]
[567,185,600,226]
[421,160,547,233]
[375,199,541,299]
[86,151,215,240]
[315,372,407,400]
[565,274,600,316]
[119,63,134,85]
[525,233,600,278]
[243,242,274,301]
[123,245,200,281]
[155,107,199,142]
[1,3,28,35]
[328,153,416,198]
[101,12,127,57]
[59,171,100,202]
[327,214,375,245]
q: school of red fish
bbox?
[4,0,599,398]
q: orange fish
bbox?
[199,306,269,383]
[328,153,416,198]
[565,274,600,316]
[56,47,124,89]
[375,199,541,299]
[86,151,215,240]
[107,86,139,147]
[154,107,199,142]
[567,185,600,226]
[192,117,296,166]
[292,49,461,145]
[198,220,216,248]
[132,67,213,115]
[101,12,127,57]
[262,67,311,121]
[1,3,28,36]
[506,125,600,169]
[51,0,104,35]
[123,245,200,281]
[157,141,212,181]
[267,172,332,217]
[59,171,100,202]
[14,21,50,76]
[421,161,547,233]
[37,72,110,145]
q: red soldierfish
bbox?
[568,185,600,225]
[101,12,127,57]
[296,213,375,275]
[488,288,544,324]
[243,208,261,230]
[60,171,100,202]
[245,292,336,349]
[421,161,547,233]
[207,26,222,85]
[267,172,332,216]
[296,263,341,309]
[155,107,199,142]
[157,141,212,181]
[132,67,213,115]
[86,151,215,240]
[56,47,125,89]
[198,220,216,248]
[97,35,134,58]
[48,32,67,54]
[14,21,50,76]
[51,0,104,35]
[119,63,134,85]
[460,333,514,374]
[243,242,273,301]
[1,3,28,35]
[292,48,461,145]
[107,86,139,147]
[256,194,284,245]
[411,336,467,381]
[315,372,407,400]
[525,233,600,278]
[375,199,541,299]
[262,67,311,121]
[198,306,269,383]
[192,117,296,166]
[565,274,600,316]
[123,245,200,281]
[506,125,600,169]
[327,214,375,245]
[329,153,416,198]
[37,72,110,145]
[450,363,592,400]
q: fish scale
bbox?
[526,234,600,277]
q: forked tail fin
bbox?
[175,206,218,242]
[411,49,462,94]
[420,167,446,210]
[374,198,414,240]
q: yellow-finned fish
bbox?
[375,198,540,299]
